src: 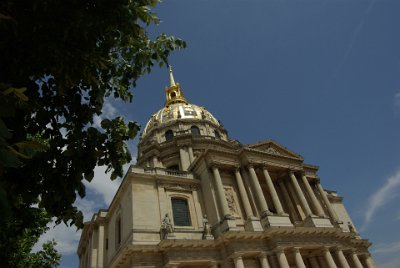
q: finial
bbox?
[169,65,176,87]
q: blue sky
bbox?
[36,0,400,267]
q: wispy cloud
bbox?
[373,241,400,254]
[33,198,98,255]
[381,257,400,268]
[372,241,400,268]
[395,91,400,109]
[362,170,400,229]
[329,0,376,82]
[83,165,123,204]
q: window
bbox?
[167,164,179,171]
[116,216,121,247]
[165,130,174,141]
[214,130,221,139]
[191,126,200,136]
[171,198,191,226]
[170,92,176,98]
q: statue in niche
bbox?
[224,188,238,216]
[202,214,213,240]
[348,221,356,233]
[161,213,174,239]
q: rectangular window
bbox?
[172,198,191,226]
[115,217,121,248]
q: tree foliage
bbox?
[2,208,61,268]
[0,0,185,264]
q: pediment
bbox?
[246,140,303,160]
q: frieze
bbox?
[157,182,199,192]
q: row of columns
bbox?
[231,248,375,268]
[211,163,338,222]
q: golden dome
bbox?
[142,67,220,136]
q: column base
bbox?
[261,214,293,228]
[212,218,238,237]
[303,215,333,228]
[202,234,214,240]
[244,217,264,231]
[163,233,176,239]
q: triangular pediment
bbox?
[246,140,303,160]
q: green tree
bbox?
[4,209,61,268]
[0,0,185,264]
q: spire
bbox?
[164,66,188,107]
[169,65,176,87]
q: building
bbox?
[77,68,376,268]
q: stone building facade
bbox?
[77,68,375,268]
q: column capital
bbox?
[274,246,286,253]
[322,246,331,251]
[231,252,244,260]
[233,165,241,172]
[258,252,268,258]
[292,247,301,253]
[209,161,219,169]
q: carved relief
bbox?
[224,187,240,217]
[266,146,280,155]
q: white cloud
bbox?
[83,165,122,204]
[93,99,118,128]
[362,170,400,229]
[33,198,97,255]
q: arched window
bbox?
[191,126,200,136]
[170,92,176,98]
[165,130,174,141]
[171,198,191,226]
[214,130,221,139]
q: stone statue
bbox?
[348,221,355,233]
[202,214,213,239]
[161,213,174,239]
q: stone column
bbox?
[293,247,306,268]
[179,147,190,171]
[188,146,194,163]
[335,249,350,268]
[263,167,284,215]
[364,254,377,268]
[322,247,337,268]
[301,174,325,217]
[234,168,254,218]
[97,225,104,267]
[309,256,320,268]
[152,155,159,168]
[351,253,363,268]
[233,255,245,268]
[278,181,297,219]
[212,165,231,218]
[316,182,339,222]
[248,165,270,216]
[210,262,218,268]
[275,248,290,268]
[258,253,270,268]
[289,171,313,217]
